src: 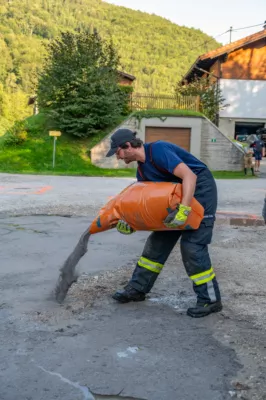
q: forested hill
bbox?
[0,0,220,95]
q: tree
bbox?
[176,75,228,124]
[37,29,128,137]
[0,0,221,135]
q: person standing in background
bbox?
[253,138,265,172]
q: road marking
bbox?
[33,186,52,195]
[0,185,53,195]
[217,211,258,219]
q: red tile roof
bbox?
[200,29,266,61]
[183,29,266,81]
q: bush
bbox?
[25,113,52,136]
[176,75,228,124]
[118,85,134,115]
[3,120,28,146]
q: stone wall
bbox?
[90,116,138,169]
[201,118,244,171]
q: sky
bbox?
[105,0,266,45]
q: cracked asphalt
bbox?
[1,172,266,400]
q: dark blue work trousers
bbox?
[129,169,221,304]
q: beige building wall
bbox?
[138,117,202,159]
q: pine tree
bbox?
[38,30,128,137]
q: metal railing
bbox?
[130,93,200,112]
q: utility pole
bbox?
[229,26,233,43]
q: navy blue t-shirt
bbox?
[137,141,207,182]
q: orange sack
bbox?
[55,181,205,303]
[89,181,204,234]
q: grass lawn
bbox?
[212,171,257,179]
[132,109,203,119]
[0,112,254,179]
[0,114,136,177]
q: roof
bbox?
[183,29,266,82]
[117,70,136,81]
[28,95,37,106]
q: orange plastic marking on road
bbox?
[217,211,258,219]
[33,186,53,195]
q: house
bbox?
[182,29,266,139]
[117,70,136,86]
[28,95,38,115]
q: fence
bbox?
[130,93,200,112]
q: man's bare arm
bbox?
[173,163,197,206]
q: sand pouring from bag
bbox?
[55,229,91,303]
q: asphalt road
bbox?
[1,172,266,400]
[0,172,265,217]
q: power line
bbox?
[181,20,265,80]
[214,29,230,38]
[188,29,229,52]
[188,21,265,52]
[232,22,265,31]
[229,22,265,42]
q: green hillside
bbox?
[0,0,220,95]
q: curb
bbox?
[216,211,265,227]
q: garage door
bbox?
[145,127,191,151]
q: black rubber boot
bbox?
[251,167,255,176]
[187,301,223,318]
[112,285,146,303]
[244,168,247,175]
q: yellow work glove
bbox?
[116,220,136,235]
[164,204,192,228]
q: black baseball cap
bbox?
[105,128,136,157]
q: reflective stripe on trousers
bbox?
[138,256,164,274]
[190,267,216,286]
